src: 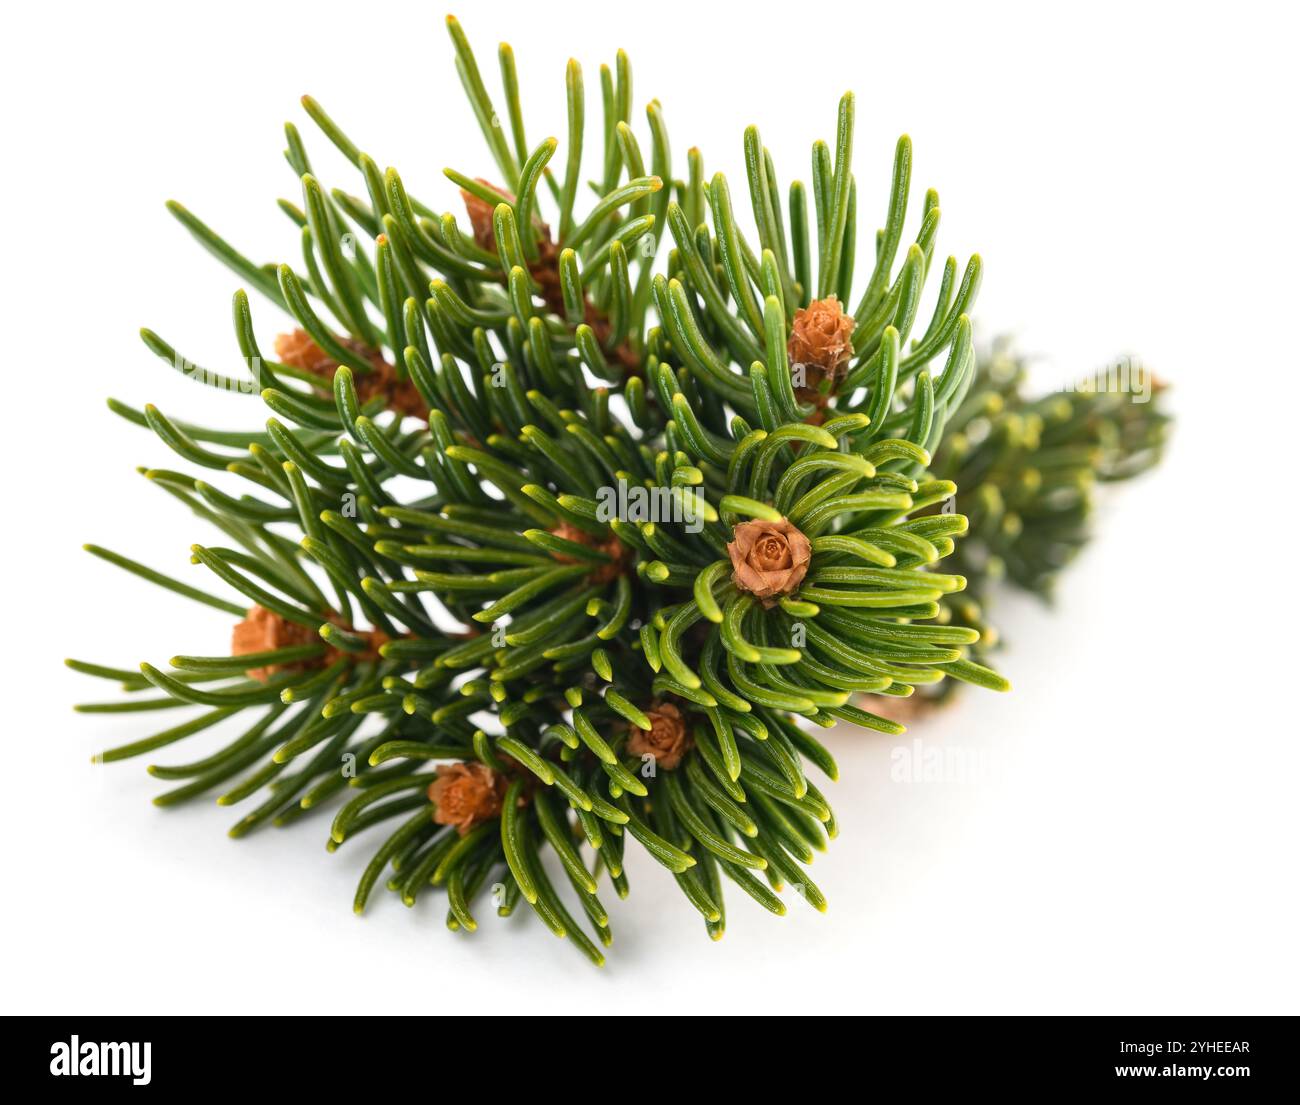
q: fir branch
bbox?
[70,12,1039,965]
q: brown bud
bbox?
[428,762,509,835]
[231,605,320,682]
[274,328,387,375]
[273,329,333,374]
[727,517,812,604]
[273,328,426,419]
[627,703,691,770]
[788,295,855,388]
[460,179,515,253]
[549,522,627,584]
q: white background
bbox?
[3,0,1297,1014]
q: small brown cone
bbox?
[460,179,512,253]
[231,605,320,682]
[788,295,855,409]
[726,518,813,606]
[428,762,509,835]
[627,703,692,770]
[273,328,426,418]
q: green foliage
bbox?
[927,339,1171,674]
[70,14,1010,964]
